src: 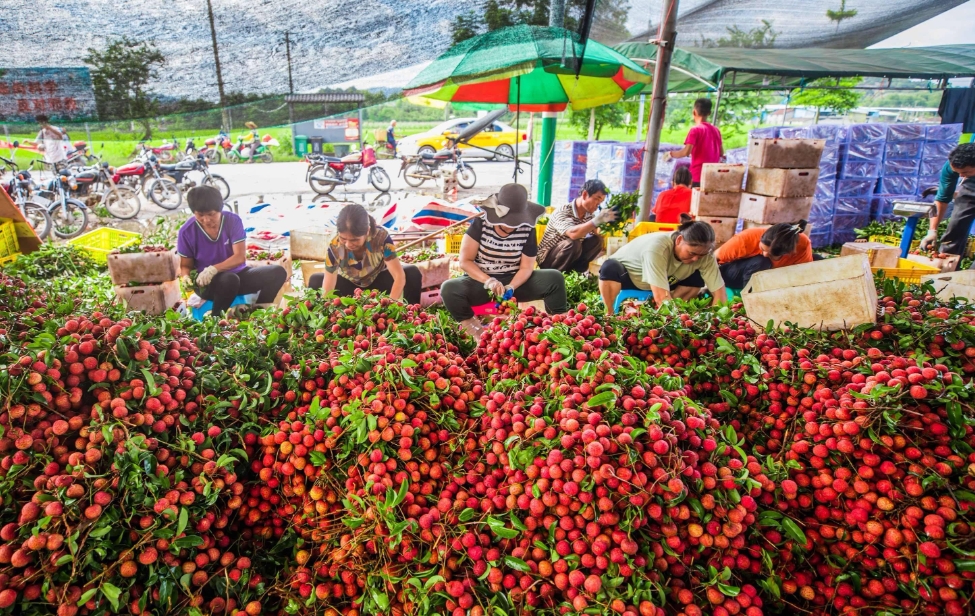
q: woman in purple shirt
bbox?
[176,186,287,316]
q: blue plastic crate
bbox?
[612,144,645,174]
[882,159,920,177]
[920,158,948,176]
[925,124,963,142]
[835,198,871,215]
[836,178,877,198]
[884,140,924,160]
[845,141,884,162]
[811,196,836,219]
[878,175,918,195]
[886,124,926,143]
[849,123,887,144]
[839,161,880,179]
[748,127,779,139]
[815,180,837,201]
[820,144,841,164]
[870,194,913,220]
[809,228,833,249]
[725,146,749,165]
[778,126,805,138]
[818,162,837,182]
[801,124,848,145]
[918,174,941,194]
[924,141,956,159]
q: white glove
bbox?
[196,266,218,287]
[919,230,939,252]
[484,277,505,297]
[662,151,672,162]
[592,209,618,227]
[179,274,193,290]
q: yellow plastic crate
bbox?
[0,218,18,260]
[871,258,940,284]
[0,252,20,267]
[67,228,142,264]
[869,234,975,258]
[536,224,546,243]
[445,234,464,254]
[629,221,680,239]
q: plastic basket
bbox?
[869,234,975,258]
[0,252,20,267]
[67,228,142,264]
[871,258,940,284]
[445,234,464,254]
[536,224,546,243]
[0,218,19,260]
[628,221,680,239]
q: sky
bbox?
[872,0,975,47]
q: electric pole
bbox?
[285,31,294,94]
[205,0,229,132]
[637,0,680,222]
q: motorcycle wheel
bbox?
[102,185,142,220]
[140,176,155,197]
[50,199,89,239]
[158,151,174,163]
[206,149,221,165]
[456,164,477,189]
[308,166,337,195]
[227,151,241,164]
[22,202,52,240]
[403,162,426,187]
[148,179,183,210]
[369,167,391,192]
[205,174,231,201]
[260,151,274,164]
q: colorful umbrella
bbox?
[403,25,651,112]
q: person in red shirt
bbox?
[715,221,812,289]
[653,166,693,223]
[663,98,723,187]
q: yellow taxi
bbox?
[398,118,528,160]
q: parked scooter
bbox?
[227,134,278,164]
[135,138,179,163]
[68,162,142,220]
[399,145,476,189]
[306,144,391,194]
[156,154,231,201]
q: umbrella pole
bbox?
[513,76,521,184]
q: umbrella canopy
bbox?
[404,25,651,111]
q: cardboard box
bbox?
[907,253,961,273]
[115,280,183,316]
[745,168,820,198]
[747,138,826,169]
[697,216,737,246]
[741,255,878,331]
[690,189,741,218]
[700,164,745,193]
[107,250,180,286]
[300,261,329,287]
[839,242,900,269]
[605,236,627,256]
[921,271,975,301]
[246,252,293,278]
[289,227,331,261]
[738,193,813,224]
[413,257,452,288]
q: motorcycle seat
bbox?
[73,141,87,149]
[74,171,97,181]
[340,153,363,164]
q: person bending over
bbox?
[919,143,975,262]
[599,215,726,315]
[653,166,693,224]
[441,183,567,336]
[536,179,616,273]
[715,221,811,289]
[177,185,287,316]
[308,203,421,304]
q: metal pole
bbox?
[587,108,596,140]
[538,112,557,205]
[637,0,680,222]
[205,0,229,132]
[357,105,363,152]
[636,94,646,141]
[285,31,294,94]
[712,76,726,127]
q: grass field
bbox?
[0,120,755,168]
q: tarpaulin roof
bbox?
[613,43,975,92]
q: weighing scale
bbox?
[891,200,938,258]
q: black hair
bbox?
[693,98,713,118]
[36,114,50,124]
[581,179,608,197]
[761,220,808,260]
[186,185,224,213]
[674,213,715,247]
[336,203,375,237]
[672,166,692,187]
[948,143,975,170]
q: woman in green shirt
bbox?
[598,216,726,315]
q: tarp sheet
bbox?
[614,44,975,92]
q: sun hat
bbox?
[475,183,545,229]
[245,121,258,129]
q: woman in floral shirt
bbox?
[308,204,421,304]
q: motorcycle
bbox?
[34,173,89,239]
[306,144,391,195]
[227,134,278,164]
[201,133,233,164]
[0,145,53,240]
[156,154,231,201]
[61,140,100,171]
[68,162,142,220]
[399,147,476,189]
[136,138,179,163]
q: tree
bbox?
[83,37,165,139]
[701,19,778,49]
[568,104,625,140]
[827,0,858,29]
[791,77,863,123]
[449,0,631,45]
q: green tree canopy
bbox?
[568,103,627,140]
[791,77,864,122]
[83,37,165,139]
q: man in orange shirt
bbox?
[715,221,812,289]
[653,166,693,223]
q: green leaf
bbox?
[173,535,204,550]
[458,508,477,522]
[390,480,409,508]
[717,583,740,597]
[101,424,113,445]
[267,331,279,346]
[586,391,617,409]
[782,518,807,546]
[503,556,530,572]
[141,368,160,396]
[100,583,121,611]
[371,589,389,611]
[487,516,519,539]
[177,507,188,536]
[401,358,417,368]
[510,514,527,532]
[956,560,975,572]
[89,525,112,539]
[77,588,98,607]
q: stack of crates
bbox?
[830,123,886,245]
[550,141,601,205]
[797,124,848,248]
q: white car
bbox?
[397,118,529,160]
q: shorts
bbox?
[598,258,705,290]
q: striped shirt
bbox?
[537,201,592,264]
[466,218,538,275]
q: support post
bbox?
[537,112,557,206]
[85,122,92,144]
[285,31,294,94]
[357,105,363,151]
[712,76,726,127]
[587,108,596,140]
[205,0,229,132]
[637,0,680,222]
[636,94,646,141]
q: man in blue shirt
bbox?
[920,143,975,258]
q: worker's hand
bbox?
[196,266,218,287]
[662,152,671,162]
[919,230,939,251]
[483,277,505,297]
[179,274,193,290]
[592,209,618,227]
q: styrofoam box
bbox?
[747,139,825,169]
[290,227,331,261]
[741,255,878,331]
[700,164,745,193]
[696,216,737,246]
[691,189,741,218]
[738,193,813,224]
[922,271,975,301]
[745,168,819,198]
[114,281,183,316]
[840,241,901,269]
[107,250,180,286]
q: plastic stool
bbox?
[613,289,653,313]
[472,302,502,316]
[191,293,259,321]
[727,288,742,300]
